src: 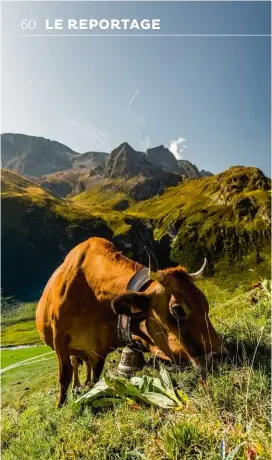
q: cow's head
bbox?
[112,249,226,368]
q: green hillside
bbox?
[127,166,271,271]
[1,166,270,300]
[72,181,136,235]
[1,170,112,299]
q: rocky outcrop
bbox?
[71,151,108,170]
[92,142,182,200]
[146,145,180,173]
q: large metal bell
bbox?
[117,347,145,377]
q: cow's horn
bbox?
[144,246,164,282]
[189,258,207,281]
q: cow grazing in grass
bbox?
[36,237,225,407]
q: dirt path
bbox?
[1,344,41,351]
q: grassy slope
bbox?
[1,170,113,299]
[74,167,271,277]
[127,166,270,240]
[1,303,41,347]
[1,169,134,244]
[72,181,136,236]
[72,167,271,299]
[2,167,270,297]
[1,284,271,459]
[1,169,102,222]
[126,167,271,282]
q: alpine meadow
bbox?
[1,133,271,460]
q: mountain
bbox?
[1,166,270,299]
[1,133,213,185]
[146,145,213,178]
[177,160,199,178]
[98,142,176,179]
[200,169,213,177]
[146,145,180,173]
[1,133,78,176]
[91,142,182,200]
[71,151,108,170]
[34,169,93,198]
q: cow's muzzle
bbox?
[201,345,228,367]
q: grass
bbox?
[1,302,41,347]
[72,182,136,236]
[1,353,57,409]
[1,321,41,347]
[1,282,271,459]
[1,345,51,368]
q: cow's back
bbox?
[35,237,140,350]
[36,238,92,348]
[36,263,63,348]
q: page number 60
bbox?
[21,19,36,30]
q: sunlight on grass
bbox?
[1,285,271,459]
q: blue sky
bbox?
[2,1,271,175]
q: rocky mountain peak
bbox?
[146,145,180,173]
[99,143,156,179]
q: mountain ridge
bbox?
[1,133,213,181]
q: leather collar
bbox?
[126,267,150,292]
[117,267,151,351]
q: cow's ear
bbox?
[111,292,150,317]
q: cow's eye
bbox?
[170,304,187,319]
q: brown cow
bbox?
[36,237,225,407]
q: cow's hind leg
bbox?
[54,335,73,407]
[85,357,104,388]
[71,355,81,390]
[84,356,94,387]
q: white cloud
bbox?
[168,137,187,160]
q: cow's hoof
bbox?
[84,381,94,389]
[56,400,65,408]
[72,386,82,394]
